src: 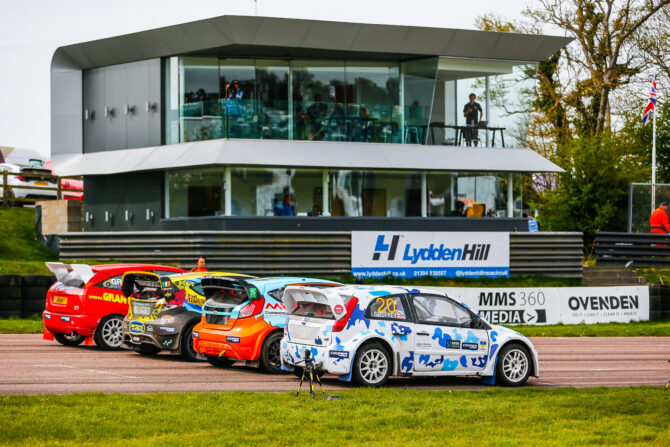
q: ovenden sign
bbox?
[351,231,510,279]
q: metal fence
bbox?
[59,231,584,278]
[595,231,670,267]
[628,183,670,233]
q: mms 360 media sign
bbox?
[351,232,509,279]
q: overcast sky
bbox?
[0,0,533,158]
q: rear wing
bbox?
[200,276,259,301]
[282,286,349,320]
[45,262,95,287]
[121,271,165,299]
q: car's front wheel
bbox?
[353,342,391,387]
[94,315,124,350]
[496,343,532,386]
[260,331,284,373]
[54,332,85,346]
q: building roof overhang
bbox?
[52,15,572,70]
[53,139,563,176]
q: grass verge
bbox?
[0,316,43,334]
[0,388,667,446]
[511,319,670,337]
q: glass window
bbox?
[166,169,225,218]
[219,58,256,139]
[330,170,422,217]
[366,295,407,320]
[230,168,323,216]
[412,294,471,326]
[97,274,123,290]
[428,172,519,217]
[179,57,222,143]
[403,58,439,144]
[255,60,289,140]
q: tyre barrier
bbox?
[0,275,55,318]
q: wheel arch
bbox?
[497,339,538,378]
[354,337,396,376]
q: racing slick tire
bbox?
[136,344,161,356]
[206,356,236,367]
[260,331,284,373]
[180,322,199,361]
[496,343,532,387]
[94,314,124,350]
[54,333,85,346]
[352,342,391,387]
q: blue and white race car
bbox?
[280,285,539,387]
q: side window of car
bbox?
[366,294,408,320]
[412,294,471,327]
[96,274,123,290]
[267,287,285,301]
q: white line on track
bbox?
[32,364,138,379]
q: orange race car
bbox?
[192,276,341,373]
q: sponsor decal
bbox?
[186,292,205,307]
[89,292,127,304]
[249,288,258,299]
[60,316,70,322]
[329,350,350,359]
[162,338,173,347]
[480,340,487,347]
[159,326,176,334]
[462,342,479,351]
[416,342,432,348]
[567,295,639,311]
[265,302,288,316]
[334,304,345,316]
[479,309,547,325]
[192,331,199,338]
[226,336,240,343]
[352,232,509,279]
[44,313,51,320]
[129,321,145,335]
[446,340,461,349]
[146,325,153,332]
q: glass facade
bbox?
[164,57,434,145]
[165,167,524,218]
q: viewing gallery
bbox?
[50,15,570,231]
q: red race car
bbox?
[42,263,185,349]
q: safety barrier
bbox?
[58,231,584,278]
[0,275,55,318]
[595,231,670,267]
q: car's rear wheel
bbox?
[496,343,531,387]
[136,344,161,356]
[353,342,391,387]
[206,355,236,367]
[94,315,124,350]
[180,322,199,361]
[54,332,85,346]
[260,331,284,373]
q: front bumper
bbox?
[121,319,180,351]
[281,340,353,376]
[43,310,97,337]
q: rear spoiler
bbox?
[121,271,166,299]
[46,262,95,286]
[200,276,259,300]
[282,286,349,320]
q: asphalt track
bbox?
[1,335,669,395]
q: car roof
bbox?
[330,285,448,301]
[91,264,185,273]
[162,271,251,280]
[249,277,343,289]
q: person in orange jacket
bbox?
[189,256,208,273]
[650,201,670,234]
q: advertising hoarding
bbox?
[351,231,510,279]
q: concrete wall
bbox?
[37,200,83,234]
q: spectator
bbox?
[524,212,539,232]
[450,200,466,217]
[189,256,208,273]
[650,201,670,234]
[274,193,297,216]
[463,93,483,146]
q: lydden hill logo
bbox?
[373,235,400,261]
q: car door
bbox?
[364,293,415,373]
[410,293,489,373]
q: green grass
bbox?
[636,268,670,285]
[0,388,667,446]
[511,319,670,337]
[338,274,581,287]
[0,315,43,334]
[0,208,57,263]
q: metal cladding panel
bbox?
[443,29,502,59]
[125,61,151,149]
[351,24,410,53]
[489,34,544,61]
[53,139,563,176]
[400,28,457,54]
[300,21,361,51]
[83,68,104,153]
[251,18,312,47]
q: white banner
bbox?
[419,286,650,325]
[351,231,510,279]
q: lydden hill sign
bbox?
[352,231,510,279]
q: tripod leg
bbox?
[315,371,325,395]
[308,369,316,398]
[296,370,306,396]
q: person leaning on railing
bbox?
[650,201,670,234]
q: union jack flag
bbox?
[642,74,657,126]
